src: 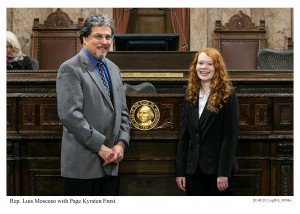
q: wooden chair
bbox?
[213,11,266,69]
[31,9,83,70]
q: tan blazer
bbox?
[56,49,130,179]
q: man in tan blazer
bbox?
[56,14,130,196]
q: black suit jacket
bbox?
[7,55,33,70]
[176,89,239,177]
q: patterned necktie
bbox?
[97,61,111,99]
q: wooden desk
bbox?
[7,68,293,196]
[107,51,197,70]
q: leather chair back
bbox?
[31,9,83,70]
[213,11,266,69]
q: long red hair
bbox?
[187,47,232,110]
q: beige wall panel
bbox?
[251,8,292,50]
[190,8,207,51]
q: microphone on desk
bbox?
[159,8,189,50]
[116,8,135,33]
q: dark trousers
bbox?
[63,176,118,196]
[186,166,233,196]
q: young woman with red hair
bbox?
[175,48,240,196]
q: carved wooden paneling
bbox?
[239,104,250,125]
[271,160,293,196]
[273,98,293,132]
[30,169,62,196]
[20,158,61,196]
[7,150,17,196]
[18,98,62,134]
[7,139,62,196]
[6,98,17,133]
[255,104,268,125]
[6,140,21,196]
[273,141,293,158]
[40,104,62,126]
[156,104,175,130]
[270,140,293,196]
[22,104,35,126]
[232,169,262,196]
[33,8,83,29]
[239,98,272,132]
[236,140,270,195]
[236,159,270,196]
[6,58,293,196]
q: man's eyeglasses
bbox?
[92,34,113,41]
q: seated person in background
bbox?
[7,31,33,70]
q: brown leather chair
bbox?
[213,11,266,70]
[31,9,83,70]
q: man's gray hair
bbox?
[79,14,115,44]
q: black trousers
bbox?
[63,176,118,196]
[186,166,233,196]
